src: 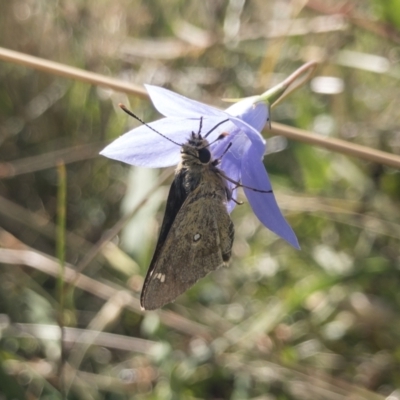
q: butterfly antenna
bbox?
[206,132,229,147]
[197,116,203,135]
[200,118,231,150]
[119,103,181,146]
[204,118,230,138]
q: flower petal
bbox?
[241,144,300,249]
[219,140,243,213]
[146,85,268,157]
[100,117,230,168]
[145,84,226,118]
[228,116,266,157]
[226,98,269,132]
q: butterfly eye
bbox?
[198,148,211,164]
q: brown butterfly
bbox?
[140,121,235,310]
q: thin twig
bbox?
[0,141,108,178]
[270,122,400,169]
[0,47,147,97]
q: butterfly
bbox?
[140,121,235,310]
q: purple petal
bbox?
[241,144,300,249]
[100,117,231,168]
[146,85,268,157]
[225,98,269,132]
[227,116,266,157]
[215,130,248,171]
[225,98,269,157]
[219,139,244,213]
[145,84,226,118]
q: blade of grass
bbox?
[56,162,67,399]
[7,323,157,353]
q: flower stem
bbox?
[258,61,319,108]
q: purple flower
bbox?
[101,85,299,249]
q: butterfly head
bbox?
[181,132,212,166]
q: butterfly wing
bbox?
[141,184,234,310]
[145,169,188,280]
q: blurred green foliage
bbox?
[1,0,400,399]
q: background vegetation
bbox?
[1,0,400,399]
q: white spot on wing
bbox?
[193,233,201,242]
[155,273,166,283]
